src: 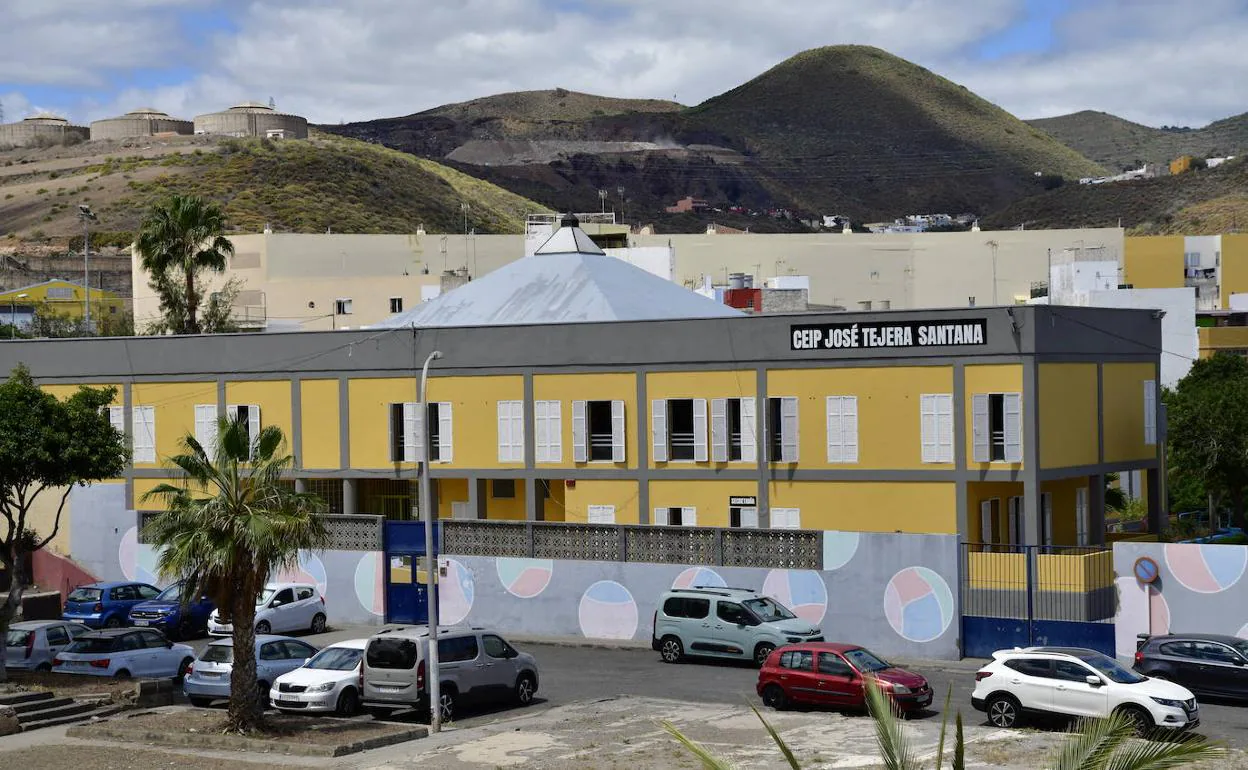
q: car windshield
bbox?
[256,589,275,606]
[742,597,795,622]
[66,587,102,603]
[65,637,116,654]
[306,647,363,671]
[201,645,234,664]
[4,629,33,647]
[156,584,184,602]
[1081,652,1146,684]
[1232,640,1248,660]
[843,648,891,672]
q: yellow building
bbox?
[1125,234,1248,311]
[0,279,127,328]
[1170,156,1195,175]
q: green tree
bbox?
[142,416,328,732]
[1166,353,1248,529]
[135,194,235,335]
[0,365,128,681]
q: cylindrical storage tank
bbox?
[192,102,308,139]
[0,114,89,148]
[90,108,194,141]
[728,272,745,289]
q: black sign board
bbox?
[791,319,988,351]
[729,496,757,507]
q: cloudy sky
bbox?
[1,0,1244,128]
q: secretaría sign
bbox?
[790,319,988,351]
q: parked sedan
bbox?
[758,642,932,712]
[185,635,319,707]
[52,628,195,680]
[63,581,161,629]
[128,581,216,640]
[270,639,366,715]
[4,620,92,672]
[1135,633,1248,700]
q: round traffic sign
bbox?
[1134,556,1160,584]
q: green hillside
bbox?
[1029,110,1248,171]
[421,88,683,124]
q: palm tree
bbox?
[142,416,328,732]
[135,194,234,335]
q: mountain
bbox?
[1029,110,1248,171]
[325,46,1105,225]
[982,156,1248,234]
[0,132,547,241]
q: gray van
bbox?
[651,587,823,666]
[361,626,539,721]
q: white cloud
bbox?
[3,0,1245,129]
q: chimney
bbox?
[441,269,470,294]
[728,272,745,290]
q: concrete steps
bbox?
[0,690,123,732]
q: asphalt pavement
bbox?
[183,625,1248,749]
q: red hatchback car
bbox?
[757,642,932,712]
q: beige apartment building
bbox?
[131,225,1124,331]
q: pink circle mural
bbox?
[438,558,475,625]
[1146,585,1170,635]
[496,558,554,599]
[762,569,828,625]
[578,580,638,640]
[671,567,727,590]
[273,550,327,598]
[353,552,385,617]
[883,567,954,644]
[1164,543,1247,594]
[118,525,160,585]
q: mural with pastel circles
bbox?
[578,580,638,640]
[762,569,828,625]
[1164,543,1247,593]
[822,531,860,571]
[353,552,385,617]
[118,525,161,585]
[671,567,726,589]
[438,558,476,625]
[884,566,955,643]
[497,558,554,599]
[273,550,328,598]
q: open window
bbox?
[388,401,452,462]
[572,400,624,462]
[227,404,262,452]
[652,398,707,462]
[711,398,756,462]
[972,393,1022,463]
[767,397,799,463]
[654,506,696,526]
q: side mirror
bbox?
[166,641,174,648]
[1085,675,1103,687]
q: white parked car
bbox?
[207,583,327,637]
[972,646,1199,733]
[5,620,92,671]
[270,639,366,715]
[52,628,195,681]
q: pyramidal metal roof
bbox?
[375,217,742,329]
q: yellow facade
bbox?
[225,380,293,449]
[769,480,957,533]
[300,380,341,469]
[1038,364,1099,469]
[964,364,1024,472]
[40,383,121,404]
[531,373,639,469]
[1123,236,1184,290]
[561,479,640,525]
[967,477,1090,547]
[648,479,760,528]
[0,279,126,320]
[647,370,755,469]
[1198,326,1248,358]
[767,365,955,470]
[131,381,218,466]
[1101,362,1155,462]
[1170,156,1193,175]
[1219,234,1248,308]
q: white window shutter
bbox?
[740,397,757,463]
[920,395,937,463]
[771,508,800,530]
[843,396,858,463]
[682,506,697,527]
[971,394,989,463]
[1003,393,1022,463]
[437,402,453,462]
[194,404,218,452]
[653,507,669,526]
[403,402,424,462]
[980,500,993,543]
[826,396,842,464]
[496,401,523,463]
[739,507,759,528]
[937,395,954,463]
[710,398,728,463]
[534,401,548,463]
[651,399,668,463]
[1042,493,1054,546]
[572,400,587,462]
[1143,380,1157,445]
[693,398,708,462]
[611,400,626,462]
[780,397,799,463]
[248,405,261,446]
[108,406,125,435]
[512,401,524,462]
[548,401,562,462]
[497,401,511,463]
[135,407,156,463]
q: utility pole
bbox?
[78,204,97,333]
[617,186,625,225]
[417,345,444,732]
[985,240,999,305]
[598,189,607,215]
[460,203,470,272]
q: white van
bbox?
[361,626,539,721]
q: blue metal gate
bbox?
[960,543,1116,658]
[383,521,439,625]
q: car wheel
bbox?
[114,669,132,679]
[438,688,457,722]
[987,694,1020,728]
[515,673,537,705]
[367,707,394,720]
[762,684,789,711]
[175,619,195,641]
[255,620,271,635]
[310,613,327,634]
[188,696,214,708]
[103,616,123,629]
[1117,705,1154,736]
[659,636,684,664]
[754,643,776,667]
[335,687,360,717]
[174,657,193,684]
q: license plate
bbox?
[201,671,222,678]
[134,620,149,626]
[377,686,402,692]
[68,660,88,667]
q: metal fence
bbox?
[960,543,1115,623]
[442,520,823,569]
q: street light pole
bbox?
[418,347,444,732]
[79,205,97,333]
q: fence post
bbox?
[618,525,627,562]
[1025,545,1036,647]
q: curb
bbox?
[65,723,429,757]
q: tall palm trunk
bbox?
[226,585,262,731]
[184,269,199,335]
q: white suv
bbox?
[972,647,1199,733]
[208,583,327,637]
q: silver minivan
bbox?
[361,626,539,721]
[651,587,823,666]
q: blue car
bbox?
[63,581,161,629]
[128,582,216,640]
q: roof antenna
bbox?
[268,96,276,109]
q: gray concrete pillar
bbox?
[1022,476,1042,547]
[469,478,489,520]
[1088,474,1106,546]
[294,478,308,494]
[526,478,542,521]
[1146,468,1164,535]
[342,478,357,515]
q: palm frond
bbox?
[751,705,801,769]
[934,684,953,770]
[1098,728,1225,770]
[1050,714,1130,770]
[864,677,919,770]
[660,720,735,770]
[952,712,964,770]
